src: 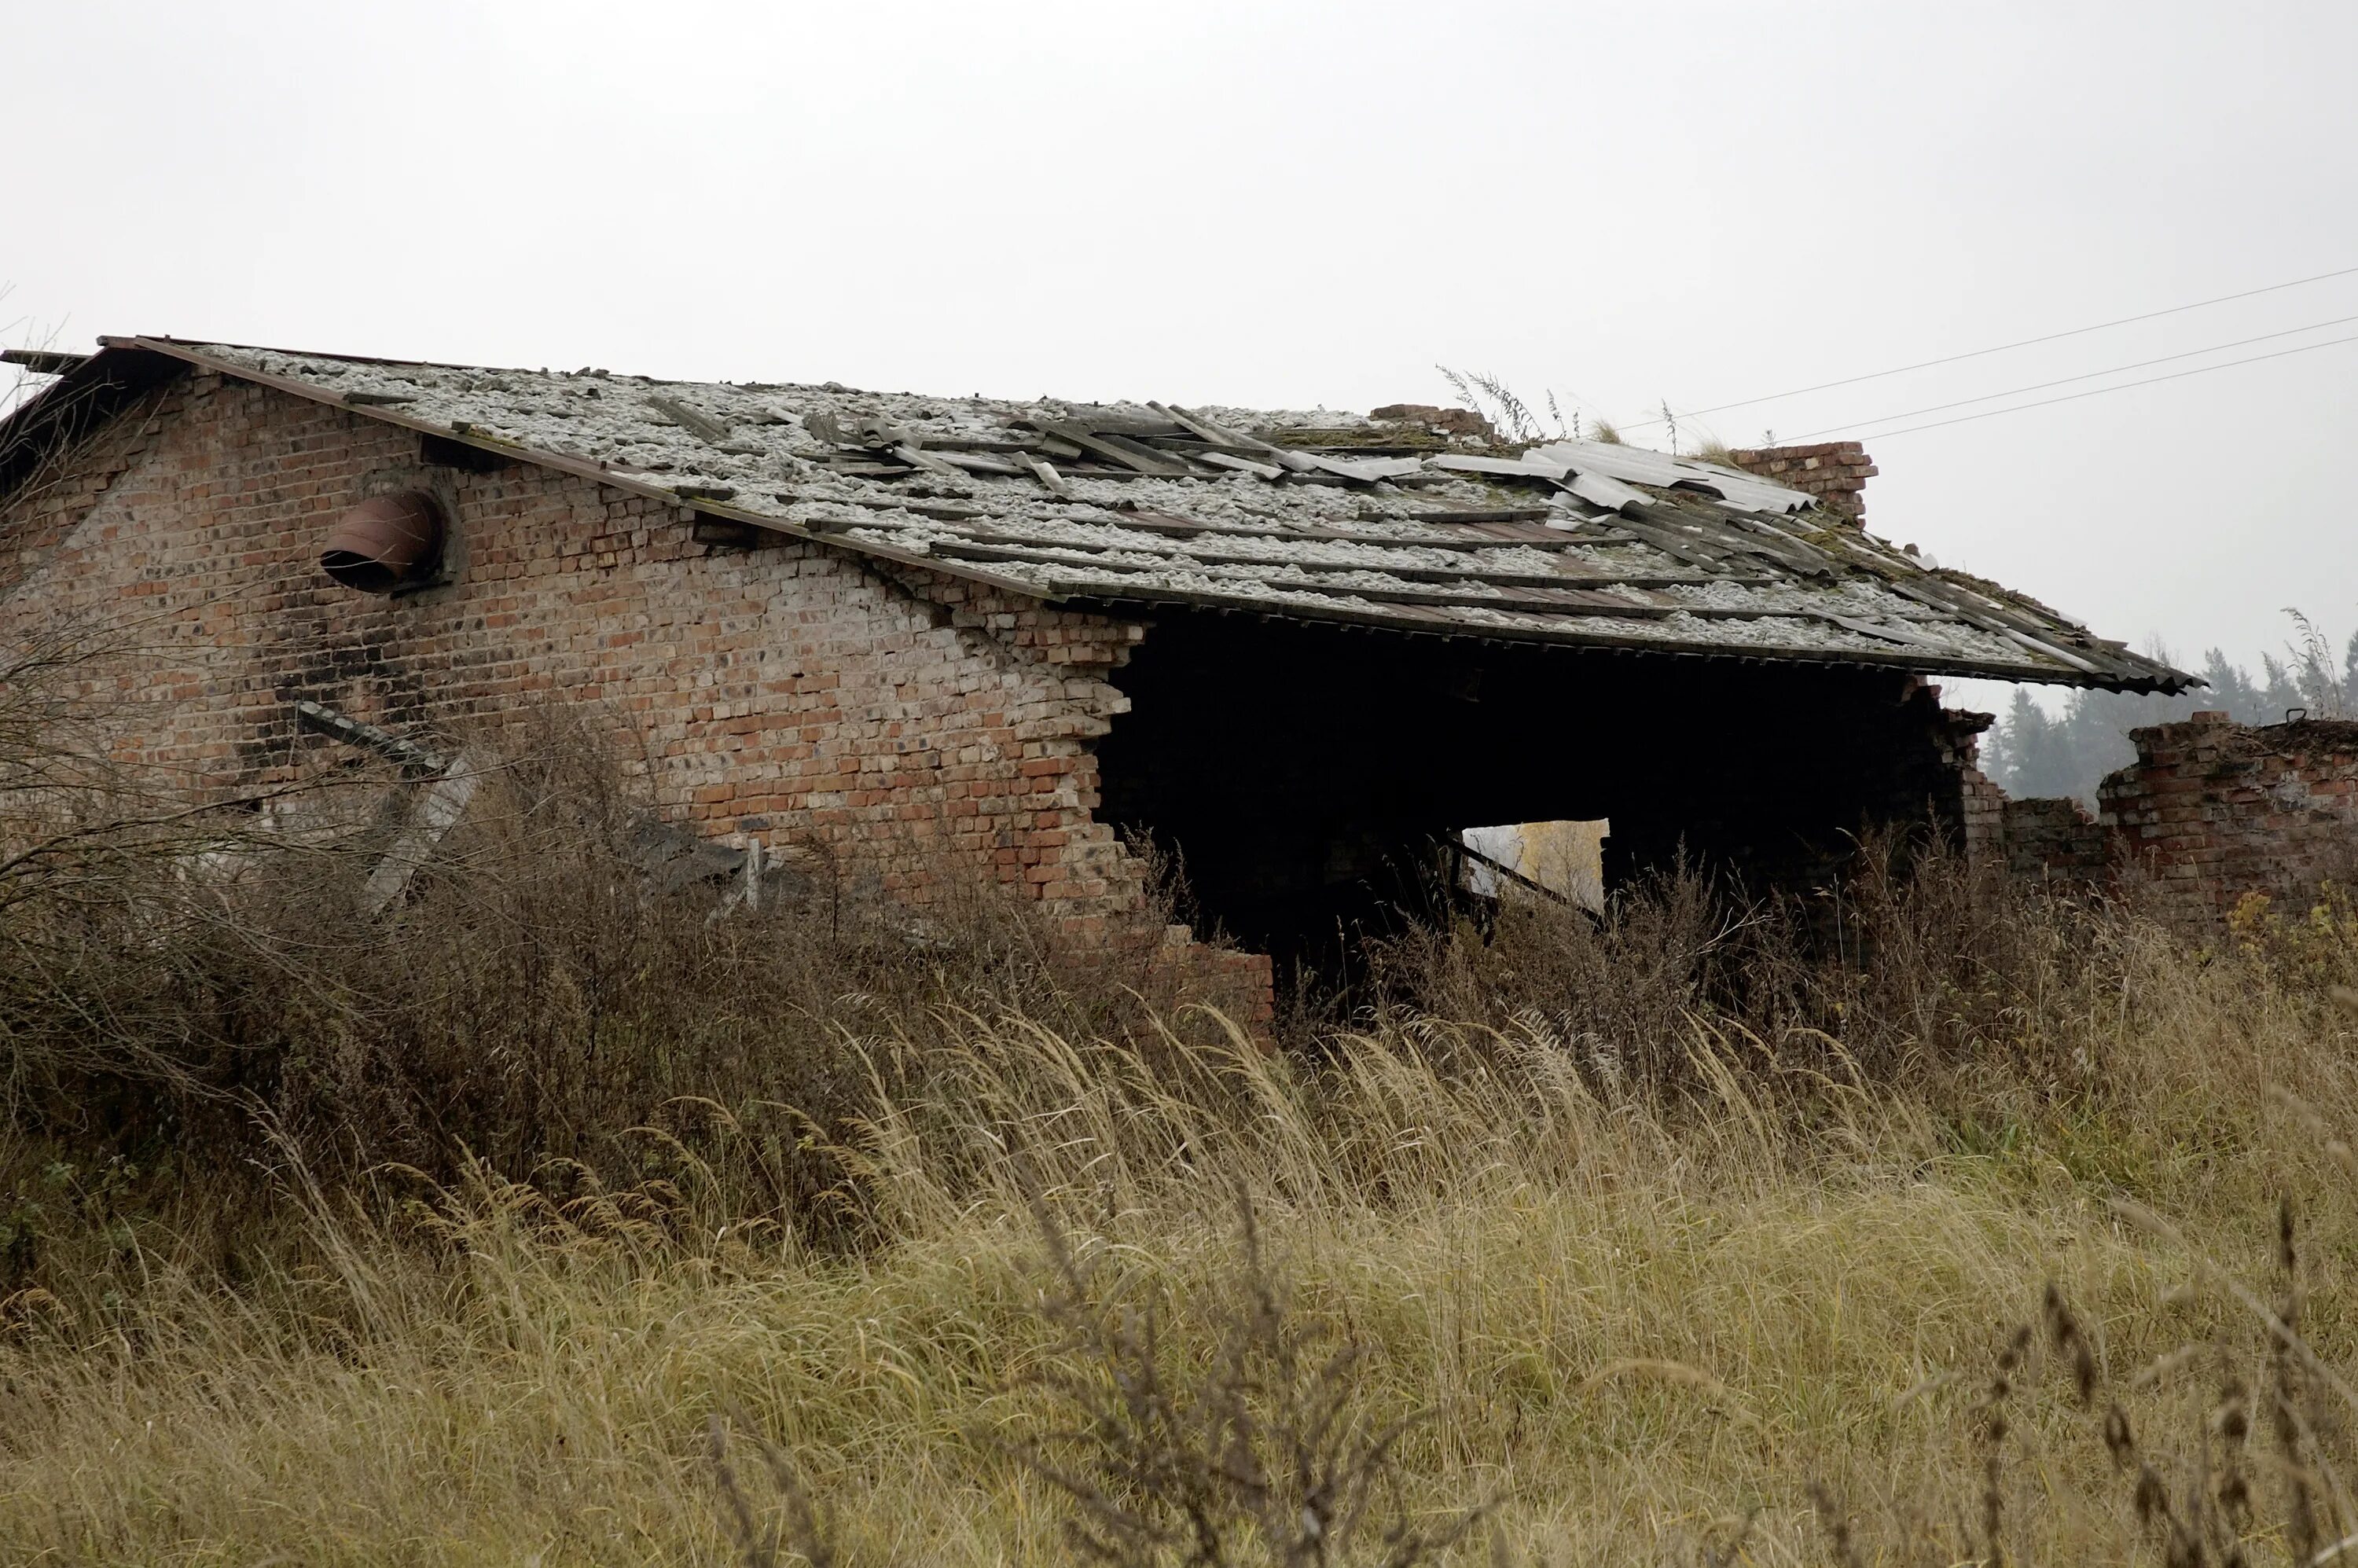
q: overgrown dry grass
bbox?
[5,731,2358,1563]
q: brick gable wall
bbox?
[0,369,1245,964]
[0,379,186,597]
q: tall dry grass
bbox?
[3,725,2357,1562]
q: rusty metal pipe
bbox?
[320,490,445,592]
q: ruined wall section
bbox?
[1994,795,2108,883]
[2099,713,2358,924]
[0,369,1159,924]
[1920,693,1997,850]
[1958,763,2007,863]
[1980,715,2358,924]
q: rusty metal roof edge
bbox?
[100,336,1060,607]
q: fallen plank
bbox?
[1023,457,1075,499]
[1153,404,1325,475]
[1411,506,1558,523]
[361,747,489,916]
[927,449,1030,476]
[1624,501,1834,578]
[645,395,734,445]
[1,348,89,375]
[1456,837,1575,906]
[295,700,446,776]
[1026,419,1194,476]
[890,443,967,478]
[1197,450,1286,480]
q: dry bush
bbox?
[1003,1188,1489,1568]
[2,924,2356,1562]
[711,1188,1494,1568]
[1813,1183,2358,1567]
[10,688,2358,1562]
[0,623,382,1140]
[0,710,1236,1282]
[2227,884,2358,999]
[1365,843,2146,1104]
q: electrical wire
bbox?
[1622,261,2358,430]
[1778,313,2358,442]
[1822,331,2358,442]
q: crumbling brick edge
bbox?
[1978,711,2358,927]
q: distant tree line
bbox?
[1981,613,2357,805]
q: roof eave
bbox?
[1059,587,2196,692]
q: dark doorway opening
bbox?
[1093,611,1977,971]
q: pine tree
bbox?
[1982,611,2352,804]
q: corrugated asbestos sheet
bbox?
[90,338,2189,690]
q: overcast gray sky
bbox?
[8,0,2355,703]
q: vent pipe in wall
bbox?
[320,490,445,593]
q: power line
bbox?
[1781,312,2358,442]
[1623,261,2358,430]
[1829,331,2358,442]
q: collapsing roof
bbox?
[12,337,2190,690]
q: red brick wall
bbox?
[0,368,1270,1020]
[1995,795,2108,883]
[1919,690,1998,857]
[0,380,183,596]
[2099,714,2358,925]
[1959,764,2008,861]
[1723,441,1879,522]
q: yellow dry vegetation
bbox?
[1511,818,1610,909]
[4,907,2356,1566]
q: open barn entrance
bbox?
[1093,612,1982,971]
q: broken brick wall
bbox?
[1979,714,2358,926]
[1926,695,1999,854]
[1995,795,2109,883]
[1959,762,2009,863]
[0,367,1271,1013]
[2097,714,2358,925]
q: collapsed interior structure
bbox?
[0,338,2191,982]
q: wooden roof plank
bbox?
[1027,417,1194,476]
[919,527,1759,590]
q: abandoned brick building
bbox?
[0,336,2194,983]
